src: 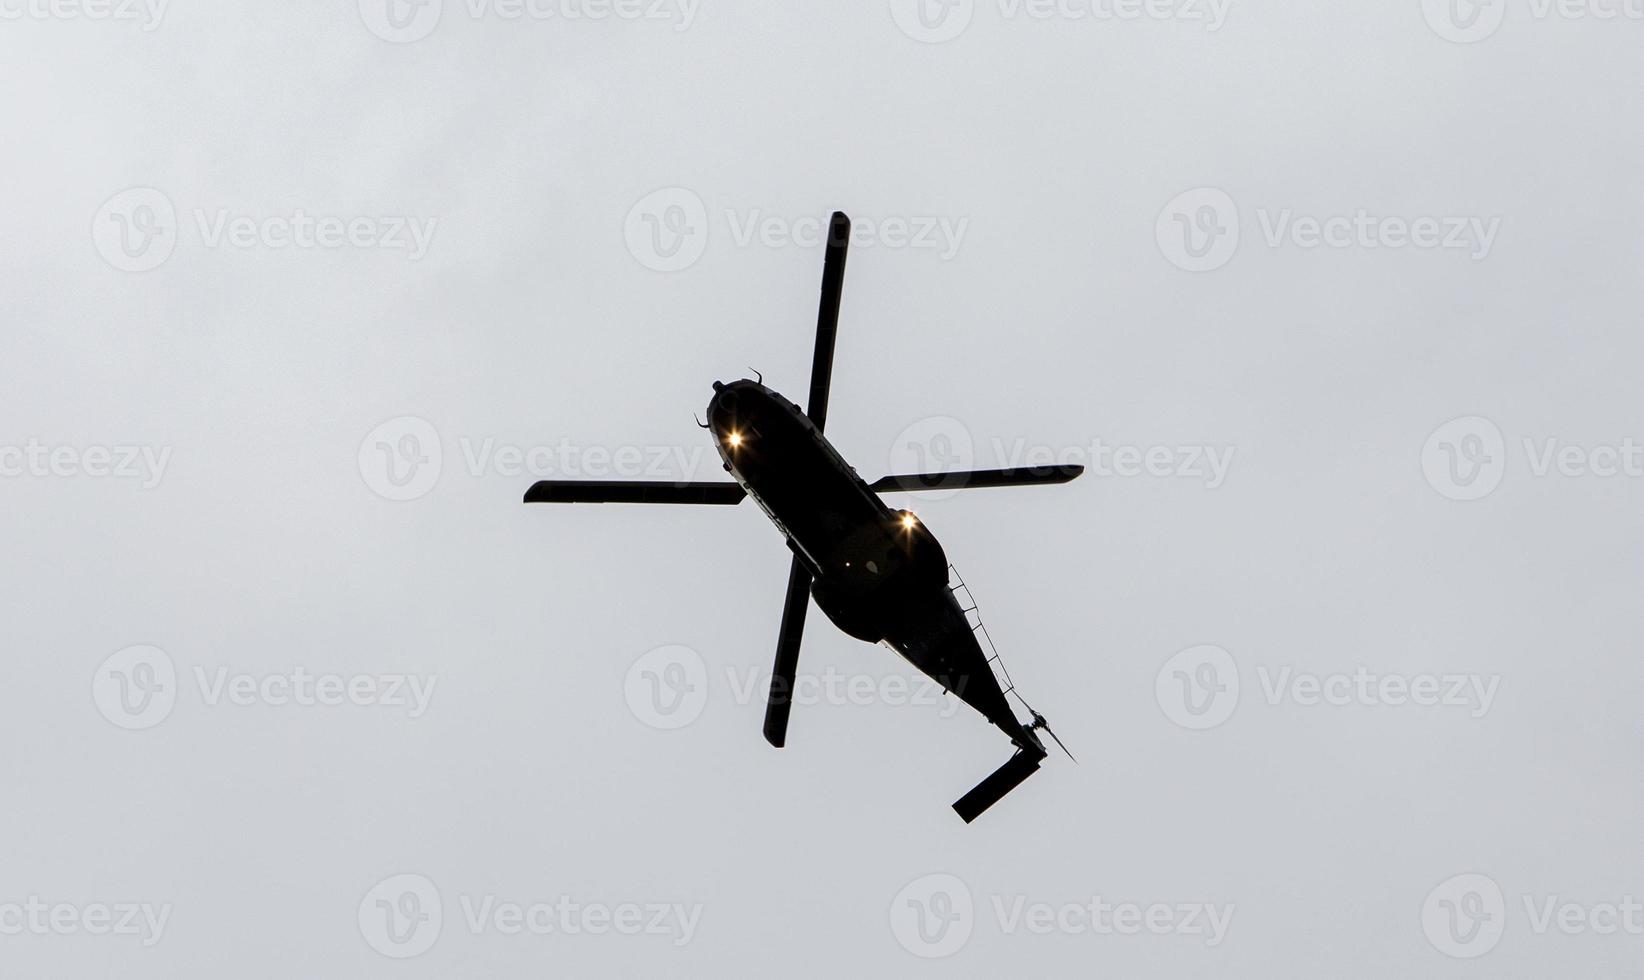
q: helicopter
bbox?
[526,212,1078,821]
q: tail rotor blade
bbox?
[1042,724,1076,763]
[1030,711,1076,762]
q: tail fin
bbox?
[951,747,1045,823]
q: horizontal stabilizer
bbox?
[952,748,1044,824]
[524,481,746,505]
[870,466,1084,494]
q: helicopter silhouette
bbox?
[526,212,1078,821]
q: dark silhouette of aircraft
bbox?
[525,212,1079,822]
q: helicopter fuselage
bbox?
[706,378,1038,750]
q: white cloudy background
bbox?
[2,0,1642,976]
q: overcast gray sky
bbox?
[2,0,1642,976]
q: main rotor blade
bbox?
[523,481,746,505]
[804,211,850,433]
[869,465,1085,494]
[762,554,813,748]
